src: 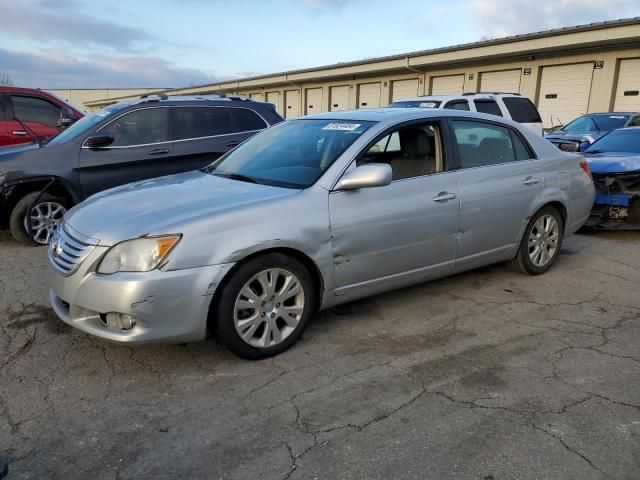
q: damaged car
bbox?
[583,128,640,229]
[48,109,594,359]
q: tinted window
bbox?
[563,115,629,133]
[452,120,531,168]
[48,108,117,146]
[231,108,267,132]
[503,97,542,123]
[12,95,61,128]
[628,116,640,127]
[585,130,640,154]
[174,107,232,140]
[368,132,400,153]
[474,100,503,117]
[444,100,470,111]
[101,108,169,146]
[207,119,374,188]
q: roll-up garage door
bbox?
[358,82,381,108]
[537,63,594,127]
[266,91,281,114]
[306,88,323,115]
[614,59,640,111]
[431,75,464,95]
[249,92,264,101]
[480,69,522,93]
[330,85,350,111]
[284,90,301,119]
[391,79,419,102]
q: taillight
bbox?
[580,160,592,179]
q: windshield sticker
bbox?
[95,109,112,117]
[610,116,625,119]
[323,123,362,131]
[419,102,438,108]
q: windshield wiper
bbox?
[214,172,259,184]
[13,116,45,146]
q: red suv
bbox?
[0,87,84,148]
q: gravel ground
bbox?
[1,229,639,480]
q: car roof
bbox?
[582,112,639,116]
[104,94,275,111]
[393,93,522,102]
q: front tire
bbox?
[9,192,68,246]
[214,253,315,359]
[509,206,564,275]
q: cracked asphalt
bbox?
[1,229,639,480]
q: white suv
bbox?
[390,93,543,135]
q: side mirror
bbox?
[56,117,75,129]
[334,163,392,191]
[85,135,114,149]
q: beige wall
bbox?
[46,88,166,112]
[83,21,640,127]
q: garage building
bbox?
[86,18,640,128]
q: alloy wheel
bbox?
[234,268,305,348]
[24,201,66,245]
[527,214,559,267]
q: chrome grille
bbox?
[551,141,580,152]
[48,223,96,276]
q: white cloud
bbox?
[468,0,640,37]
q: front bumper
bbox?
[48,245,234,344]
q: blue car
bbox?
[582,128,640,229]
[545,113,640,152]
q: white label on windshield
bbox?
[610,116,625,119]
[323,122,361,131]
[419,102,437,108]
[95,109,112,117]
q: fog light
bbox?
[102,312,136,331]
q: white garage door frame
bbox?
[479,69,522,94]
[430,74,465,95]
[391,78,419,102]
[330,85,350,111]
[358,82,381,108]
[284,89,301,119]
[613,58,640,112]
[305,88,323,115]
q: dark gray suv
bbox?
[0,93,283,244]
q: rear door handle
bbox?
[522,176,541,186]
[225,141,241,148]
[433,192,457,202]
[147,148,169,155]
[11,130,28,136]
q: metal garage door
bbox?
[358,82,381,108]
[538,63,594,127]
[306,88,323,115]
[266,91,280,114]
[431,75,465,95]
[330,85,350,111]
[284,90,301,119]
[614,59,640,111]
[249,92,264,101]
[480,69,522,93]
[391,79,419,102]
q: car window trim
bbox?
[170,105,270,142]
[330,118,454,190]
[446,117,538,171]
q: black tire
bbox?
[9,192,68,246]
[509,205,564,275]
[214,253,316,360]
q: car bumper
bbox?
[48,246,234,344]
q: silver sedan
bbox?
[48,109,595,358]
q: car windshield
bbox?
[389,100,442,109]
[206,119,375,188]
[47,107,117,146]
[563,114,629,133]
[585,130,640,154]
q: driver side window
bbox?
[100,108,170,147]
[359,123,444,180]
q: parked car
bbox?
[0,86,84,148]
[389,93,543,135]
[0,93,283,244]
[582,127,640,229]
[544,112,640,152]
[48,108,595,359]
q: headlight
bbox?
[97,235,181,274]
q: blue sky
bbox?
[1,0,640,88]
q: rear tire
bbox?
[509,206,564,275]
[9,192,68,246]
[214,253,315,359]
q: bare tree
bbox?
[0,73,13,86]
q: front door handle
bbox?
[11,130,28,136]
[522,176,541,186]
[147,148,169,155]
[433,191,457,202]
[225,141,241,148]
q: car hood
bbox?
[0,143,40,156]
[65,170,302,245]
[544,131,605,144]
[583,152,640,174]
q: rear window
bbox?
[503,97,542,123]
[231,108,267,132]
[389,100,442,109]
[474,100,503,117]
